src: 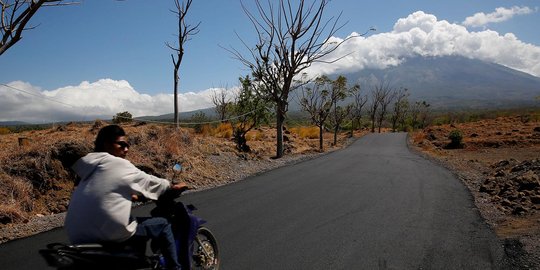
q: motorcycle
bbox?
[39,163,219,270]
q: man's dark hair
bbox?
[94,125,126,152]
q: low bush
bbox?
[0,173,33,224]
[447,129,464,149]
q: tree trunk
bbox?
[276,113,284,158]
[174,68,179,128]
[319,125,324,151]
[275,103,286,158]
[333,127,338,145]
[172,51,182,129]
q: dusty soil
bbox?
[410,115,540,269]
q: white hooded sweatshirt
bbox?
[64,152,171,244]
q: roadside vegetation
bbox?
[0,119,355,228]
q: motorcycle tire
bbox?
[191,227,219,270]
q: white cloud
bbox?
[0,79,225,123]
[463,6,536,27]
[3,11,540,123]
[307,11,540,79]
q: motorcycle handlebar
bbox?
[131,183,191,203]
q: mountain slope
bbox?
[146,56,540,121]
[341,56,540,109]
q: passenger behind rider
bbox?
[64,124,186,270]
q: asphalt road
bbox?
[0,133,508,269]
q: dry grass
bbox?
[0,172,33,223]
[246,129,265,141]
[290,126,319,139]
[0,121,350,226]
[211,123,233,138]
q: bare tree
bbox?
[367,80,395,133]
[410,100,431,130]
[350,81,366,134]
[1,0,76,56]
[367,84,381,133]
[167,0,200,128]
[417,100,431,129]
[375,82,396,133]
[228,0,369,158]
[390,87,409,132]
[211,87,231,122]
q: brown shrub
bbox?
[213,123,233,138]
[91,119,106,133]
[0,173,33,224]
[0,205,27,224]
[290,126,319,139]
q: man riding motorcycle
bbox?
[64,125,187,270]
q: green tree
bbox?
[229,76,272,152]
[328,104,352,145]
[190,111,209,134]
[327,76,354,145]
[113,111,132,124]
[447,129,463,149]
[299,75,333,151]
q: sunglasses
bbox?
[114,141,130,149]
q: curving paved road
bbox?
[0,133,508,269]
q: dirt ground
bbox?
[410,115,540,269]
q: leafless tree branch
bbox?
[0,0,78,56]
[168,0,200,128]
[226,0,371,157]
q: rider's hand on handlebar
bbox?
[131,194,149,202]
[171,182,189,192]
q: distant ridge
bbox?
[146,56,540,121]
[340,56,540,109]
[0,121,30,126]
[136,107,217,122]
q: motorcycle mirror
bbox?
[173,163,182,172]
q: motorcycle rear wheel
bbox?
[191,227,219,270]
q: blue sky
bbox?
[1,0,539,122]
